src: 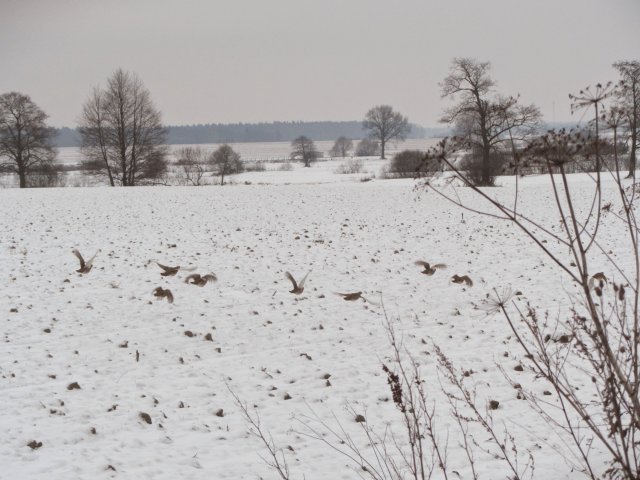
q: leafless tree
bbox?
[78,88,115,186]
[0,92,56,188]
[290,135,320,167]
[78,69,168,186]
[211,144,242,185]
[329,136,354,158]
[440,58,541,185]
[613,61,640,179]
[363,105,410,159]
[175,146,208,186]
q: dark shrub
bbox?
[388,150,439,178]
[460,147,507,186]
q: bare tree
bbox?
[440,58,541,185]
[290,136,320,167]
[362,105,410,159]
[211,144,242,185]
[613,60,640,179]
[329,136,353,158]
[175,146,207,186]
[0,92,56,188]
[78,69,168,186]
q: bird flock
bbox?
[71,249,477,306]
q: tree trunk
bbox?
[475,92,492,186]
[627,78,638,179]
[627,118,637,179]
[17,151,27,188]
[481,140,491,186]
[628,138,637,179]
[221,172,225,185]
[381,140,386,160]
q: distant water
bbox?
[56,138,443,165]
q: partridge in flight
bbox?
[335,291,379,305]
[156,262,181,277]
[185,273,217,287]
[72,249,98,274]
[153,287,174,303]
[589,272,607,289]
[415,261,447,276]
[285,271,311,295]
[451,274,473,287]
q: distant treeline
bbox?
[53,121,581,148]
[53,121,449,148]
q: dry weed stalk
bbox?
[419,87,640,478]
[294,313,533,480]
[227,384,293,480]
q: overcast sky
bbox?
[1,0,638,128]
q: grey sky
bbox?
[1,0,638,128]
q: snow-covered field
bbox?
[0,138,442,189]
[54,138,443,166]
[0,171,627,479]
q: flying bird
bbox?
[156,262,180,277]
[153,287,174,303]
[185,273,217,287]
[451,274,473,287]
[589,272,607,289]
[335,291,379,305]
[72,249,98,274]
[337,291,363,301]
[156,262,196,277]
[415,261,447,276]
[285,271,311,295]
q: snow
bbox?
[53,138,444,166]
[0,169,627,479]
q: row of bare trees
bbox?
[292,105,410,165]
[0,69,170,188]
[174,144,243,186]
[1,61,637,187]
[439,58,640,185]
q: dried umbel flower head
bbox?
[569,82,614,115]
[601,105,627,130]
[525,129,586,167]
[419,136,463,171]
[480,286,516,315]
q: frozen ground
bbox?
[0,171,629,479]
